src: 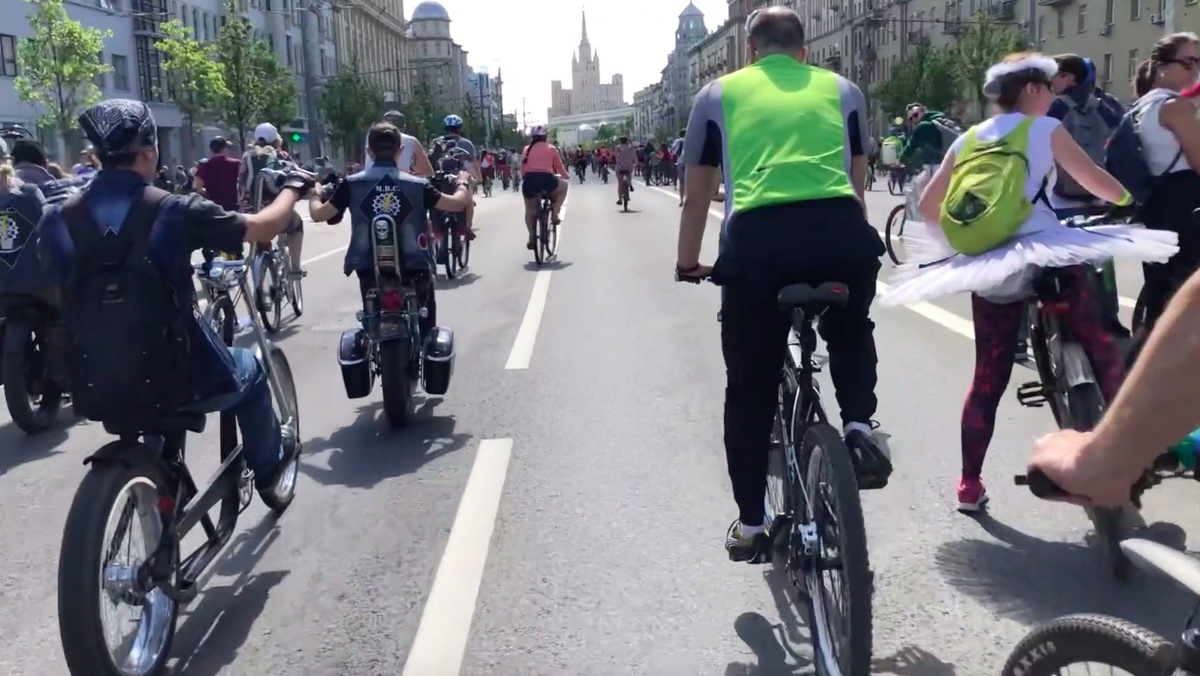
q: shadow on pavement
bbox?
[726,561,814,675]
[523,260,573,273]
[872,646,959,675]
[299,398,469,489]
[439,271,482,289]
[935,514,1193,638]
[0,413,76,477]
[169,517,288,676]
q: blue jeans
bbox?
[188,347,283,486]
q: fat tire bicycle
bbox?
[1001,538,1200,675]
[532,192,557,266]
[56,241,301,676]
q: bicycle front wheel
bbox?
[884,205,906,265]
[1001,615,1177,675]
[534,212,546,266]
[802,423,872,676]
[289,273,304,317]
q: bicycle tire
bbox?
[534,211,546,266]
[445,224,459,280]
[544,215,558,258]
[1067,381,1133,582]
[456,229,470,269]
[801,423,873,676]
[256,257,281,334]
[58,446,179,676]
[259,344,299,513]
[291,274,304,317]
[1000,614,1177,675]
[205,294,237,347]
[884,204,906,265]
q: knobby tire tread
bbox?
[1000,614,1177,675]
[802,423,873,675]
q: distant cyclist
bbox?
[363,110,433,177]
[613,135,637,204]
[675,7,891,563]
[519,125,568,249]
[428,114,480,237]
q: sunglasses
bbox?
[1170,56,1200,70]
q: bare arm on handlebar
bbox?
[410,139,434,178]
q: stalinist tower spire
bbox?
[581,8,589,44]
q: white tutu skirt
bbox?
[880,221,1180,307]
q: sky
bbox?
[420,0,730,126]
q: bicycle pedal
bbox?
[1015,381,1048,407]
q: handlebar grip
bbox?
[1014,470,1070,499]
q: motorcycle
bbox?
[1,293,68,433]
[337,179,455,428]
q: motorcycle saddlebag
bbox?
[422,326,455,396]
[337,329,373,399]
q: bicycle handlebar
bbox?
[1060,204,1139,228]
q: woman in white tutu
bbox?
[879,52,1180,511]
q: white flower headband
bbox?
[982,54,1058,98]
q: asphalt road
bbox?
[0,175,1194,675]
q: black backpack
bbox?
[61,187,193,427]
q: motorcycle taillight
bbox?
[379,289,403,311]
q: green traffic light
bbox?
[290,133,302,142]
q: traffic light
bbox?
[290,132,303,143]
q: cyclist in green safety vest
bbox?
[674,5,893,566]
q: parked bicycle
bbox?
[56,240,301,676]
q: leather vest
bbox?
[343,165,433,274]
[0,182,54,295]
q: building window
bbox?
[1056,9,1065,36]
[1127,49,1139,79]
[1104,0,1114,24]
[1130,0,1141,18]
[136,35,165,101]
[1102,53,1112,83]
[0,34,15,76]
[192,8,199,33]
[1077,3,1087,31]
[285,35,293,65]
[1037,14,1046,42]
[112,54,129,90]
[93,52,106,89]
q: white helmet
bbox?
[530,124,547,137]
[254,122,280,144]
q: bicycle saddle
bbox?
[1121,538,1200,596]
[103,412,207,436]
[777,282,850,312]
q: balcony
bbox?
[907,29,923,41]
[987,0,1016,20]
[859,43,878,61]
[1037,0,1072,7]
[852,6,886,24]
[824,52,842,69]
[942,17,962,33]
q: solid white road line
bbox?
[504,202,567,370]
[401,438,514,676]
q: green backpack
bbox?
[940,117,1049,256]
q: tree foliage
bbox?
[317,60,383,163]
[214,10,259,147]
[157,20,228,127]
[946,13,1030,111]
[255,42,299,131]
[14,0,112,152]
[402,80,444,144]
[872,39,958,119]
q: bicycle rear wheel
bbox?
[534,212,546,266]
[1001,615,1177,675]
[1067,381,1133,582]
[256,257,282,334]
[884,205,906,265]
[543,214,558,259]
[802,423,872,676]
[445,223,459,280]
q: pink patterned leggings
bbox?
[961,266,1125,480]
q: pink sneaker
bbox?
[957,477,989,513]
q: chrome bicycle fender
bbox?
[1058,342,1097,389]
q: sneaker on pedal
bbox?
[845,428,892,490]
[956,477,989,513]
[725,520,770,564]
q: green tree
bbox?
[402,80,442,144]
[872,39,958,119]
[157,19,229,163]
[214,8,260,147]
[14,0,112,156]
[254,42,299,132]
[947,13,1029,113]
[317,60,383,164]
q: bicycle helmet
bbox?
[530,124,548,137]
[444,114,464,129]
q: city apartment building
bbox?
[680,0,1197,130]
[336,0,410,105]
[406,1,473,114]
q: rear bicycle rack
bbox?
[1016,381,1049,408]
